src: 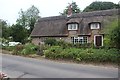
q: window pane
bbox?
[72,24,74,29]
[90,23,100,29]
[97,23,100,28]
[68,24,78,30]
[72,24,75,29]
[71,37,88,44]
[75,24,77,30]
[68,24,70,30]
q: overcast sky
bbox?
[0,0,119,25]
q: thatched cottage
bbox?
[30,9,118,47]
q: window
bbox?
[90,23,100,29]
[71,37,88,44]
[68,23,78,30]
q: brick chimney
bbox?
[67,4,72,17]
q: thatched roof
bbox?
[31,19,68,37]
[31,9,118,37]
[67,18,82,24]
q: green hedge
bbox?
[44,46,119,64]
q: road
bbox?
[0,53,118,78]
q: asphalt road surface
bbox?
[0,53,118,78]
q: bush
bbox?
[13,44,24,55]
[11,43,39,55]
[44,46,119,64]
[104,19,120,49]
[110,26,120,49]
[44,46,63,59]
[103,37,111,48]
[44,38,57,46]
[73,43,92,48]
[20,43,39,55]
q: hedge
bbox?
[44,46,119,64]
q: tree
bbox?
[17,5,40,34]
[10,24,28,43]
[16,9,27,28]
[103,19,120,49]
[109,22,120,49]
[83,1,120,12]
[0,19,11,39]
[60,2,80,15]
[26,5,40,33]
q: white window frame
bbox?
[90,23,100,29]
[94,35,103,46]
[68,23,78,30]
[71,37,88,44]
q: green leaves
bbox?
[44,38,57,46]
[44,46,119,64]
[103,19,120,49]
[110,25,120,49]
[0,19,11,39]
[17,5,40,34]
[10,24,28,43]
[83,1,120,12]
[20,43,39,55]
[3,5,40,43]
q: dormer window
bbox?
[90,22,100,29]
[68,23,78,30]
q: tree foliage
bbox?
[104,19,120,49]
[10,24,28,43]
[7,5,40,43]
[83,1,120,12]
[0,19,11,39]
[1,5,40,44]
[17,5,40,34]
[60,2,80,15]
[109,23,120,49]
[16,9,27,28]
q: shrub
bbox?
[44,46,119,64]
[104,19,120,49]
[20,43,39,55]
[2,46,13,51]
[56,40,73,48]
[73,43,91,48]
[13,44,24,55]
[44,46,63,59]
[110,26,120,49]
[44,38,57,46]
[103,37,111,48]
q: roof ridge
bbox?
[38,9,118,21]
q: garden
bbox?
[2,38,119,66]
[44,38,119,64]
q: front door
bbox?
[94,35,103,47]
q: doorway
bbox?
[94,35,103,47]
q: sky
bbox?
[0,0,119,25]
